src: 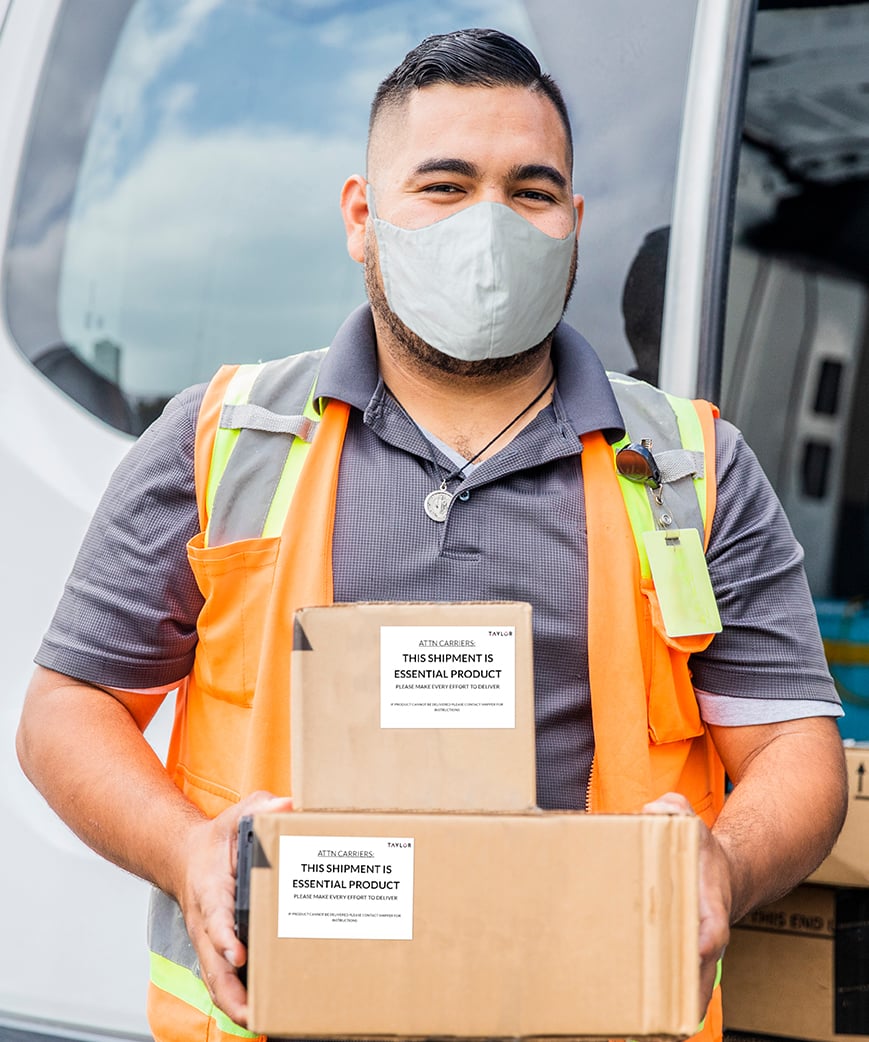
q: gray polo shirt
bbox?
[36,305,841,809]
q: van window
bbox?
[721,0,869,736]
[4,0,697,434]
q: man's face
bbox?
[367,83,578,237]
[344,83,583,375]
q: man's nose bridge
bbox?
[479,181,511,207]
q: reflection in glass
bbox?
[4,0,697,433]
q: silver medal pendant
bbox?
[424,487,453,522]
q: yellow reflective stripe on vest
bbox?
[610,430,655,579]
[149,952,259,1039]
[205,364,263,544]
[260,381,321,538]
[696,959,724,1033]
[611,438,653,578]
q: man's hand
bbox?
[178,790,293,1028]
[642,794,730,1018]
[16,668,296,1029]
[643,717,848,1025]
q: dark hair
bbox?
[369,28,572,163]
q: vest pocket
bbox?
[641,578,706,744]
[187,531,280,707]
[638,580,724,825]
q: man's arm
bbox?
[649,715,847,1015]
[709,715,847,921]
[16,665,290,1027]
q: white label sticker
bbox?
[380,625,516,729]
[277,835,414,940]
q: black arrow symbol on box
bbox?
[858,763,865,796]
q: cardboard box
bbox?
[723,884,869,1042]
[240,809,702,1040]
[291,602,536,811]
[808,743,869,887]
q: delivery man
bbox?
[17,27,847,1042]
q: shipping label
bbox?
[277,835,414,939]
[380,625,516,728]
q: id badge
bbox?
[643,528,722,638]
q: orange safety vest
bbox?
[147,356,725,1042]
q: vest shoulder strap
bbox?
[201,348,328,546]
[607,372,718,576]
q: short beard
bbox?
[364,229,578,383]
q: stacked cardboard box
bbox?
[289,601,538,812]
[724,743,869,1042]
[239,602,703,1039]
[807,743,869,889]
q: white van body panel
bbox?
[0,7,166,1035]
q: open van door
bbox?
[713,2,869,738]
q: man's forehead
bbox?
[368,83,572,176]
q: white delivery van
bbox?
[1,0,867,1037]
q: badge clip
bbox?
[616,438,661,489]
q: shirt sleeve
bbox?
[34,384,207,689]
[690,418,842,720]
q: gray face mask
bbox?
[368,186,576,361]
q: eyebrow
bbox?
[508,164,569,192]
[411,158,479,178]
[410,158,568,193]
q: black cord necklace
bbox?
[390,371,555,522]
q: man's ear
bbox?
[341,175,369,263]
[573,194,585,239]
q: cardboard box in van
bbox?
[808,743,869,887]
[724,883,869,1042]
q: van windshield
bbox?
[3,0,697,433]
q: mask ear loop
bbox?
[366,183,379,219]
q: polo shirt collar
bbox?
[316,303,626,443]
[549,322,626,443]
[316,304,380,411]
